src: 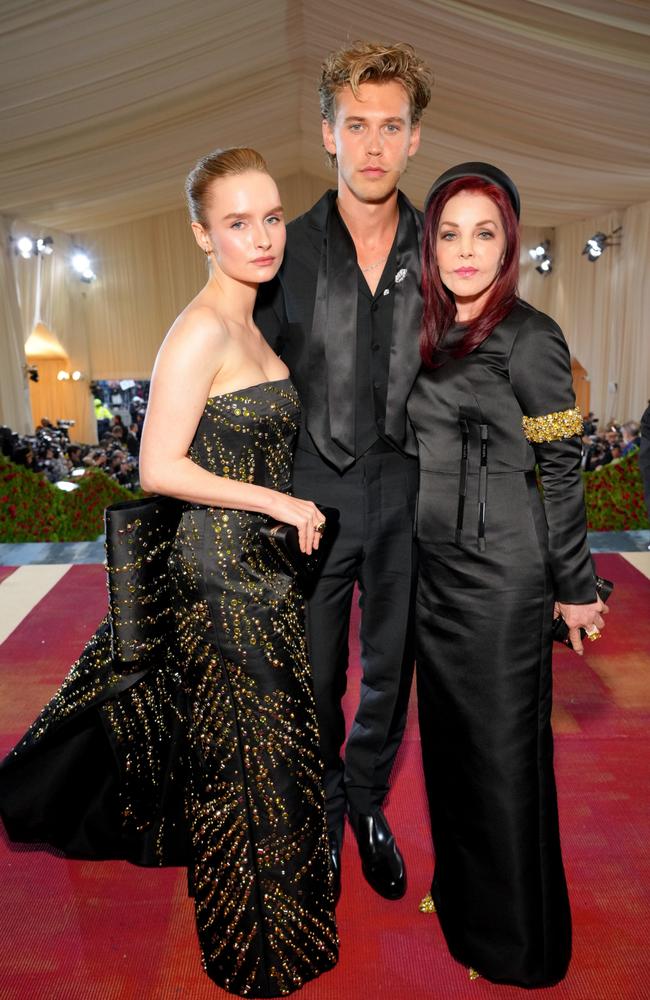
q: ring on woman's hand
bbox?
[314,521,326,535]
[584,624,602,641]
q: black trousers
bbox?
[293,443,418,830]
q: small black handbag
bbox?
[260,506,340,578]
[104,495,184,669]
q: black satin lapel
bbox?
[384,195,423,449]
[306,192,357,470]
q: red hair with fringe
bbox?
[420,177,520,368]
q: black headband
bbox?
[424,161,521,220]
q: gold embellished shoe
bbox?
[469,967,480,981]
[418,892,436,913]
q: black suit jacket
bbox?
[255,190,423,469]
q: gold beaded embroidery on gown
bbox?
[0,379,338,997]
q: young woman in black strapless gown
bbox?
[408,163,608,988]
[0,147,338,997]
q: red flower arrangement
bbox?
[582,450,649,531]
[0,450,648,543]
[0,455,142,542]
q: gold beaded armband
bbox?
[522,406,583,443]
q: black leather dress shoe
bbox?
[328,829,342,904]
[349,807,406,900]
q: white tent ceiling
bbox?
[1,0,649,231]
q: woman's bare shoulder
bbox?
[162,296,230,358]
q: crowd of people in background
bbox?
[581,412,642,471]
[0,411,143,490]
[0,405,645,493]
[0,381,151,491]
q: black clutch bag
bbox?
[104,495,184,669]
[260,505,340,577]
[552,575,613,647]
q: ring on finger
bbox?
[584,624,602,641]
[314,521,326,535]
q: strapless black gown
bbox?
[0,379,338,997]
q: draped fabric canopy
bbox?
[1,0,649,229]
[0,1,649,436]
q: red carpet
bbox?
[1,554,649,999]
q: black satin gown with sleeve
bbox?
[0,379,338,998]
[407,300,596,988]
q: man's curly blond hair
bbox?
[319,41,432,165]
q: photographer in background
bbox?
[126,423,140,458]
[1,419,140,491]
[640,403,650,529]
[621,421,641,457]
[582,422,622,471]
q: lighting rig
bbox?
[528,241,553,275]
[11,233,98,281]
[582,227,622,262]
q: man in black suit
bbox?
[256,41,432,901]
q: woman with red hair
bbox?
[408,163,608,988]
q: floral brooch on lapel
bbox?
[383,267,408,296]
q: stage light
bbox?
[13,235,55,258]
[71,251,90,274]
[17,236,34,258]
[530,240,552,276]
[70,247,97,282]
[71,370,82,381]
[57,370,70,381]
[582,227,622,262]
[583,233,605,260]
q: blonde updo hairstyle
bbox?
[185,147,269,229]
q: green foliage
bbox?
[0,456,60,542]
[0,454,141,542]
[1,451,648,542]
[582,450,649,531]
